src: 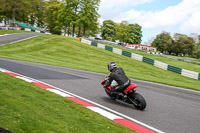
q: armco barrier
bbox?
[91,42,97,47]
[105,45,113,52]
[80,38,200,80]
[199,73,200,80]
[182,69,199,79]
[143,57,154,65]
[154,60,168,70]
[122,50,131,58]
[168,65,182,74]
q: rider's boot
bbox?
[118,93,128,101]
[116,93,124,100]
[116,93,127,102]
[122,94,128,102]
[111,91,127,101]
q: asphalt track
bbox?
[0,33,43,45]
[1,34,200,133]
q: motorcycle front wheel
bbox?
[130,93,146,110]
[105,89,116,100]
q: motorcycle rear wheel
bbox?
[130,93,146,110]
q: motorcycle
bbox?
[101,78,146,110]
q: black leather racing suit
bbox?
[104,68,130,98]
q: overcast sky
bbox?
[98,0,200,44]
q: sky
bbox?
[98,0,200,44]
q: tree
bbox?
[173,35,196,56]
[61,0,100,37]
[0,0,45,27]
[172,40,182,56]
[183,37,196,57]
[127,23,142,44]
[173,33,187,41]
[101,20,116,41]
[116,21,129,43]
[196,48,200,59]
[195,35,200,59]
[0,8,5,22]
[62,0,81,37]
[45,0,63,35]
[77,0,100,37]
[59,1,74,36]
[151,32,173,53]
[0,0,101,35]
[172,33,188,56]
[29,0,46,28]
[0,0,28,23]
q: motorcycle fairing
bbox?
[124,84,137,92]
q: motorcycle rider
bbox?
[104,62,131,101]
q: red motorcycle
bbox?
[101,78,146,110]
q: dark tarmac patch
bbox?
[0,59,86,80]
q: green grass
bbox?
[165,55,194,59]
[0,34,199,91]
[0,29,34,35]
[0,72,135,133]
[192,60,200,65]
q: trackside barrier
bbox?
[154,60,168,70]
[35,30,41,33]
[0,27,51,35]
[182,69,199,79]
[25,28,31,31]
[199,73,200,80]
[80,38,200,80]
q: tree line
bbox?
[101,20,142,44]
[151,32,200,59]
[0,0,100,36]
[1,0,199,59]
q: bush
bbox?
[196,48,200,59]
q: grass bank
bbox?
[0,72,135,133]
[0,34,199,91]
[0,30,33,35]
